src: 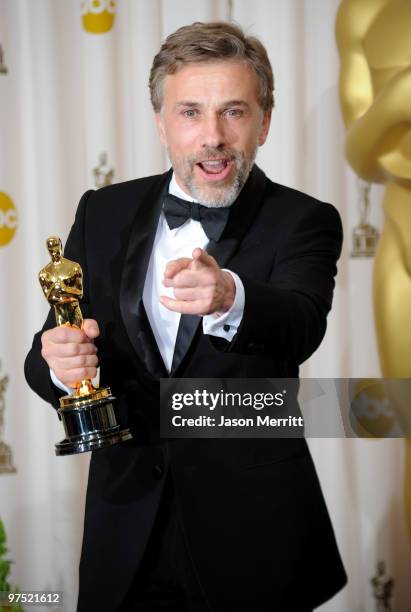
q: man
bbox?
[25,22,347,612]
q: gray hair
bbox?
[149,21,274,113]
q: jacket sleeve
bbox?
[24,189,95,410]
[210,201,343,365]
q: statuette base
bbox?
[351,223,379,258]
[56,389,132,456]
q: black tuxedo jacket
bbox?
[25,166,347,611]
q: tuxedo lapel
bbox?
[170,165,267,375]
[120,170,172,379]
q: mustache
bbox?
[188,148,242,165]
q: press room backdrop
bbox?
[0,1,409,611]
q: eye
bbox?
[224,108,243,118]
[182,109,199,118]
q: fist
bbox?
[41,319,100,388]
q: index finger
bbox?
[192,248,216,267]
[164,257,192,279]
[45,325,90,344]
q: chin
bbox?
[190,182,240,208]
[188,170,250,208]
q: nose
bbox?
[201,113,226,149]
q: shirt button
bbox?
[223,324,231,332]
[153,465,164,479]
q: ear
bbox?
[155,112,166,145]
[258,110,272,146]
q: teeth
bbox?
[198,159,230,174]
[201,160,228,171]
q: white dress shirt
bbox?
[51,173,245,391]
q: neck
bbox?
[172,173,196,201]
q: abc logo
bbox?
[81,0,116,34]
[350,379,395,438]
[0,192,17,247]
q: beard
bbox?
[167,145,258,208]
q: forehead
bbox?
[162,60,260,105]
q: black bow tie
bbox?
[163,193,230,241]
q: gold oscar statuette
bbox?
[351,179,379,258]
[39,236,132,455]
[337,0,411,542]
[0,363,16,473]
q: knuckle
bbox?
[59,326,70,342]
[41,331,53,348]
[85,354,96,367]
[76,342,86,355]
[87,342,97,355]
[77,355,86,367]
[70,343,81,357]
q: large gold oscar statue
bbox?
[38,237,132,455]
[336,0,411,541]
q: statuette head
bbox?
[46,236,62,262]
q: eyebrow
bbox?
[174,100,250,110]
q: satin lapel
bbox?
[120,170,172,379]
[170,165,267,376]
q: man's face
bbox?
[155,61,271,207]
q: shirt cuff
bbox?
[202,270,244,342]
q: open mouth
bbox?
[196,159,233,181]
